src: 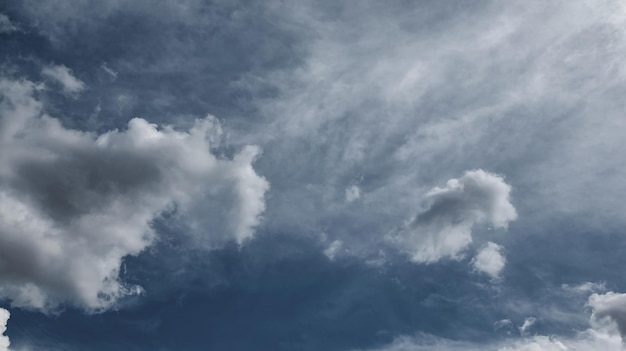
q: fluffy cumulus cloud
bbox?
[41,64,86,95]
[588,292,626,339]
[472,242,506,279]
[0,308,9,351]
[0,78,268,311]
[389,170,517,263]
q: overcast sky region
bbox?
[1,1,626,350]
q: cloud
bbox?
[345,185,361,203]
[588,292,626,340]
[518,317,536,335]
[0,308,9,351]
[323,240,343,260]
[41,64,86,95]
[360,326,620,351]
[0,77,268,312]
[100,63,118,81]
[389,170,517,263]
[0,13,17,33]
[472,242,506,279]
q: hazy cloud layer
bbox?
[0,78,268,311]
[389,170,516,263]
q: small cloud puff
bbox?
[389,169,517,263]
[324,240,343,260]
[472,242,506,279]
[345,185,361,203]
[41,64,86,95]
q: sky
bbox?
[1,1,626,350]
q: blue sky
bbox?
[1,1,626,350]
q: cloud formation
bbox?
[472,242,506,279]
[41,64,86,95]
[0,77,268,311]
[0,308,9,351]
[0,14,17,34]
[390,170,517,263]
[589,292,626,340]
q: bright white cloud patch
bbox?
[41,64,86,95]
[0,308,9,351]
[390,169,517,263]
[0,78,269,312]
[472,242,506,279]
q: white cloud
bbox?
[588,292,626,340]
[389,170,517,263]
[472,242,506,279]
[41,64,86,95]
[0,14,17,33]
[324,240,343,261]
[0,78,269,312]
[0,308,9,351]
[100,63,118,81]
[518,317,536,335]
[561,282,606,295]
[345,185,361,203]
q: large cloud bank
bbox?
[0,78,269,311]
[389,170,517,263]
